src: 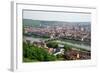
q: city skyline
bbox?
[23,10,91,62]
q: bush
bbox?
[23,42,57,62]
[64,44,71,51]
[46,42,58,48]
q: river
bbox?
[24,36,91,51]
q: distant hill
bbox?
[23,19,91,31]
[23,19,41,27]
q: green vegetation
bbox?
[63,39,90,46]
[32,34,49,39]
[64,45,71,51]
[23,41,71,62]
[23,42,57,62]
[23,58,38,62]
[46,42,58,48]
[56,54,65,60]
[24,32,49,39]
[23,19,41,27]
[46,40,89,52]
[23,40,90,62]
[46,41,72,52]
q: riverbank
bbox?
[24,36,91,51]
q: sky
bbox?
[23,10,91,22]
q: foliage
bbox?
[46,41,71,51]
[64,44,71,51]
[23,19,41,27]
[23,42,57,62]
[46,42,58,48]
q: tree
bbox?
[64,45,71,51]
[23,42,57,62]
[46,42,58,48]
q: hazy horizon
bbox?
[23,10,91,22]
[23,18,91,23]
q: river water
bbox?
[24,36,91,51]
